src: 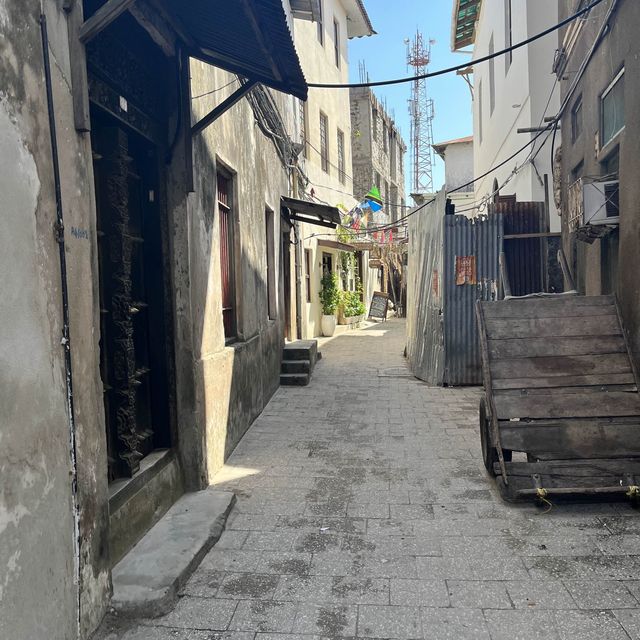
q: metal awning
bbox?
[317,239,356,252]
[281,197,342,229]
[165,0,307,100]
[451,0,482,51]
[79,0,307,101]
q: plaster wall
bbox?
[0,2,110,638]
[441,141,474,193]
[558,0,640,368]
[180,61,292,484]
[293,0,370,338]
[472,0,560,227]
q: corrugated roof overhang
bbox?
[451,0,482,51]
[317,239,356,252]
[164,0,308,100]
[281,197,342,229]
[343,0,375,38]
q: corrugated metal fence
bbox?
[407,200,503,386]
[443,213,503,386]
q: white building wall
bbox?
[472,0,560,229]
[294,0,376,337]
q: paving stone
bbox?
[357,605,421,639]
[446,580,512,609]
[555,610,631,640]
[229,600,297,633]
[244,531,299,551]
[484,609,560,640]
[145,597,238,630]
[327,576,389,605]
[389,578,449,607]
[614,609,640,639]
[292,604,357,636]
[563,580,638,609]
[505,580,577,610]
[178,569,224,598]
[420,608,490,640]
[217,573,280,600]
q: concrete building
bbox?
[0,1,310,637]
[453,0,561,226]
[350,87,407,223]
[293,1,376,338]
[556,0,640,366]
[432,135,475,213]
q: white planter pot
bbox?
[321,314,337,337]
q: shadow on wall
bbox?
[181,132,285,488]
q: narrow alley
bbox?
[104,320,640,640]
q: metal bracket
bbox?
[191,79,258,136]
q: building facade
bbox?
[432,136,475,213]
[293,0,376,338]
[454,0,561,226]
[0,1,309,637]
[350,87,407,223]
[557,0,640,366]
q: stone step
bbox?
[281,359,311,374]
[110,488,235,618]
[280,372,310,386]
[283,340,318,366]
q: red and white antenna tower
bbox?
[406,32,436,194]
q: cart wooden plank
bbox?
[488,335,627,359]
[485,315,621,340]
[496,458,640,477]
[481,295,615,319]
[499,420,640,460]
[494,391,640,420]
[491,353,631,380]
[492,372,636,390]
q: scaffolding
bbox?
[406,32,436,194]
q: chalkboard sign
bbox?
[368,291,389,321]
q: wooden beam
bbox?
[129,1,175,57]
[65,0,91,132]
[191,80,257,136]
[79,0,136,44]
[503,232,562,240]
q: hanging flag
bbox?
[365,186,383,212]
[389,229,393,244]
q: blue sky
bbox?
[347,0,473,194]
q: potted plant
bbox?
[339,286,366,326]
[319,272,340,336]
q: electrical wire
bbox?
[191,78,239,100]
[307,0,605,89]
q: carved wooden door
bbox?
[93,117,170,481]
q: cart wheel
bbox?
[479,398,511,476]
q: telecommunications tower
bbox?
[406,33,436,194]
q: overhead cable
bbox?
[307,0,604,89]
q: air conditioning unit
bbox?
[582,180,620,226]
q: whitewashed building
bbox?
[293,0,376,338]
[453,0,561,229]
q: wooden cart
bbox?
[476,294,640,501]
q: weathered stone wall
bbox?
[0,2,110,638]
[177,61,292,485]
[559,0,640,369]
[350,87,406,219]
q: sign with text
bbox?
[368,291,390,321]
[455,255,477,285]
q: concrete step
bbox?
[110,488,235,618]
[281,359,311,374]
[280,372,310,386]
[283,340,318,367]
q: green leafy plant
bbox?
[340,278,366,317]
[319,272,340,315]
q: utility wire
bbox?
[307,0,604,89]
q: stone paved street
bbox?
[108,319,640,639]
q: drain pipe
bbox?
[40,12,82,637]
